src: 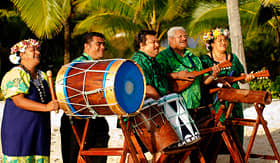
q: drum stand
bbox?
[199,102,280,163]
[193,105,244,163]
[228,103,280,162]
[156,143,206,163]
[71,116,147,163]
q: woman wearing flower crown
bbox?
[200,28,254,159]
[1,39,59,162]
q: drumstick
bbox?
[46,70,59,113]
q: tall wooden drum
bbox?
[55,59,146,118]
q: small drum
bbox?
[158,93,200,147]
[55,59,146,118]
[131,98,180,153]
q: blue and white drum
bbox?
[55,59,146,118]
[158,93,200,147]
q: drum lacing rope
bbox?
[177,99,200,137]
[82,62,97,116]
[58,62,119,117]
[132,105,166,135]
[160,97,190,119]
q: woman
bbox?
[1,39,59,162]
[200,28,254,156]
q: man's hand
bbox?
[146,85,161,100]
[177,70,195,81]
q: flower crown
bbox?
[9,39,40,64]
[203,28,230,42]
[203,28,230,51]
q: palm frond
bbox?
[188,1,263,38]
[75,0,135,17]
[72,13,143,39]
[260,0,280,7]
[161,0,191,21]
[188,2,228,36]
[0,9,18,18]
[11,0,69,39]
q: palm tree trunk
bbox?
[64,19,70,64]
[227,0,249,90]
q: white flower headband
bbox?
[203,28,230,51]
[9,39,40,64]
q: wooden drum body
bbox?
[132,98,180,153]
[55,59,146,118]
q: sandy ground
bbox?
[0,100,280,162]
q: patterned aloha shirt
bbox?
[131,50,168,96]
[1,67,48,99]
[156,47,205,109]
[72,52,93,62]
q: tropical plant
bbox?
[10,0,72,63]
[9,0,199,61]
[72,0,197,58]
[187,0,280,79]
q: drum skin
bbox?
[55,59,145,117]
[132,104,180,153]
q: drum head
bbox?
[113,60,145,113]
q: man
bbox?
[156,26,208,110]
[131,30,168,99]
[131,30,200,158]
[60,32,109,163]
[156,26,220,162]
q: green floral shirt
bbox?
[131,51,168,96]
[156,47,204,109]
[72,53,93,62]
[1,67,48,99]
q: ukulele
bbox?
[209,70,270,94]
[219,70,270,83]
[169,60,232,92]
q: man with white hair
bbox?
[156,26,206,110]
[156,26,209,162]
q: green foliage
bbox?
[244,30,280,79]
[10,0,70,39]
[249,76,280,99]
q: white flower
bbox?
[9,53,20,64]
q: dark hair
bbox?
[134,30,157,51]
[83,32,105,45]
[207,39,214,52]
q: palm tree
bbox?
[73,0,196,45]
[10,0,71,63]
[227,0,247,73]
[227,0,248,89]
[10,0,198,61]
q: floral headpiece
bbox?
[9,39,40,64]
[202,28,230,51]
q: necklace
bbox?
[211,51,228,63]
[19,64,47,103]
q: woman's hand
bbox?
[211,64,220,78]
[245,73,255,82]
[46,100,59,112]
[12,94,59,112]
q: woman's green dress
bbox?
[200,53,244,144]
